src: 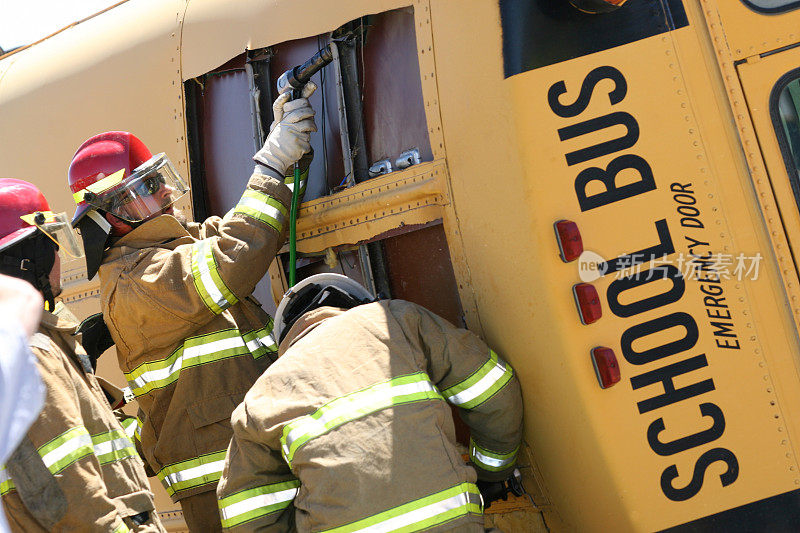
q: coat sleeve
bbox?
[4,343,131,532]
[216,401,296,532]
[115,410,155,478]
[107,170,291,348]
[391,300,524,482]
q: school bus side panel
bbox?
[431,0,800,530]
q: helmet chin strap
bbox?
[0,233,57,311]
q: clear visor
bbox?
[81,153,189,223]
[20,211,85,259]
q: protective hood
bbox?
[77,210,112,280]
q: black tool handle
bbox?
[277,45,333,95]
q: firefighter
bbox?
[66,84,317,531]
[216,273,524,532]
[0,178,163,532]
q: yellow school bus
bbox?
[3,0,800,530]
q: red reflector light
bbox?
[573,283,602,324]
[554,220,583,262]
[591,347,620,389]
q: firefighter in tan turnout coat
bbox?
[66,85,318,531]
[217,274,524,532]
[0,179,163,532]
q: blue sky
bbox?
[0,0,119,51]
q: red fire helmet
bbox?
[68,131,153,226]
[0,178,50,252]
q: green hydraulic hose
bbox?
[288,164,301,287]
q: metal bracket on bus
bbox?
[508,468,526,497]
[395,148,421,170]
[369,158,393,177]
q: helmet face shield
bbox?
[20,211,84,259]
[75,153,189,223]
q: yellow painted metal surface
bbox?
[290,160,448,253]
[737,47,800,291]
[709,0,799,60]
[179,0,409,79]
[430,0,800,529]
[1,0,800,531]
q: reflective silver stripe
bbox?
[359,492,471,532]
[282,377,440,462]
[162,459,225,487]
[245,331,276,353]
[321,482,482,533]
[446,359,509,407]
[469,439,517,472]
[0,465,14,495]
[192,239,238,313]
[219,483,300,527]
[238,196,286,224]
[40,431,93,472]
[128,335,246,392]
[195,240,227,310]
[122,387,135,403]
[285,178,306,194]
[244,329,277,359]
[473,449,511,469]
[121,418,137,439]
[94,436,134,459]
[157,450,228,496]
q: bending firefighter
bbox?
[67,84,317,531]
[0,179,163,532]
[217,274,524,532]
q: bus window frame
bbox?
[741,0,800,14]
[769,67,800,212]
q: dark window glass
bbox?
[771,71,800,210]
[741,0,800,14]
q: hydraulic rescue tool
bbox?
[276,45,334,287]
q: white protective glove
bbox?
[254,81,318,176]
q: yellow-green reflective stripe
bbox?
[218,479,300,528]
[125,328,250,396]
[39,426,94,474]
[112,519,131,533]
[469,439,518,472]
[121,417,138,439]
[281,373,443,466]
[0,465,15,495]
[243,320,277,360]
[135,418,143,443]
[284,168,308,198]
[321,482,482,533]
[0,428,136,494]
[441,350,514,410]
[157,450,227,496]
[233,189,288,233]
[191,239,239,314]
[92,429,137,465]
